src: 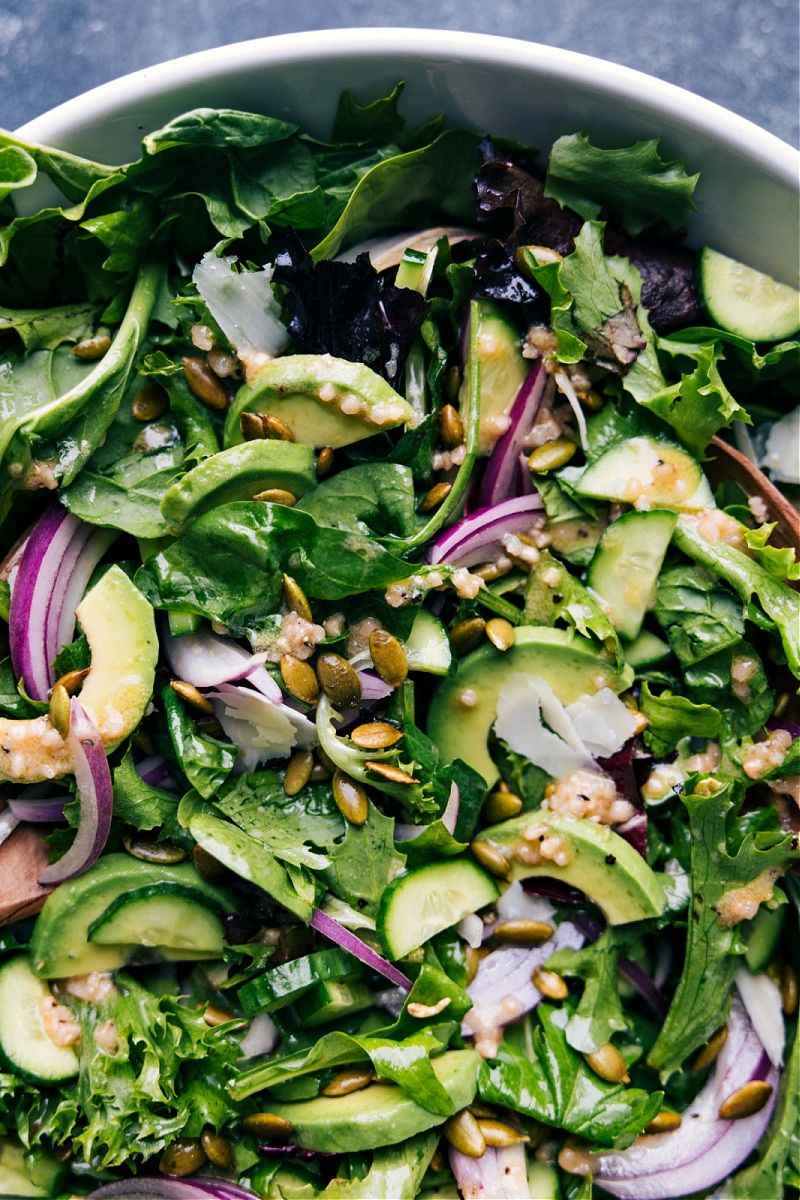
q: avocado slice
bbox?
[426,626,633,786]
[30,854,240,978]
[473,813,666,924]
[266,1049,480,1152]
[224,354,415,449]
[0,565,157,783]
[160,440,317,535]
[459,298,528,454]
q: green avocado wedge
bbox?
[160,440,317,534]
[30,854,240,978]
[426,626,633,786]
[265,1049,481,1152]
[473,813,666,924]
[224,354,415,449]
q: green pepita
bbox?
[477,1117,529,1147]
[132,382,168,421]
[718,1079,773,1120]
[485,618,516,652]
[240,410,268,440]
[482,787,523,824]
[283,747,315,796]
[321,1066,376,1096]
[349,721,403,750]
[419,481,452,512]
[583,1043,630,1084]
[159,1138,207,1176]
[692,1025,728,1072]
[282,574,313,623]
[532,966,569,1001]
[492,919,554,946]
[170,679,215,714]
[643,1110,682,1134]
[252,487,297,506]
[443,1109,486,1158]
[316,446,335,479]
[280,654,319,705]
[199,1126,235,1170]
[123,836,187,865]
[263,413,295,442]
[72,335,111,361]
[241,1112,295,1143]
[48,683,71,739]
[316,653,362,708]
[527,437,578,474]
[439,403,464,448]
[450,616,486,656]
[182,356,229,410]
[332,769,369,825]
[369,629,408,687]
[470,839,511,879]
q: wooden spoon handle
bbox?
[708,436,800,553]
[0,825,52,926]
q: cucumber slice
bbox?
[587,509,677,640]
[87,882,225,951]
[699,246,800,342]
[238,948,358,1015]
[622,629,671,668]
[377,860,499,960]
[404,608,453,676]
[0,956,79,1084]
[294,978,372,1028]
[576,437,713,511]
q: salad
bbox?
[0,83,798,1200]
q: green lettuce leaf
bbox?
[321,800,406,915]
[545,133,699,236]
[112,745,180,834]
[162,683,236,798]
[546,929,631,1053]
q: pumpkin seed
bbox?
[527,437,578,474]
[477,1117,529,1147]
[53,666,90,696]
[282,574,313,623]
[578,388,604,412]
[439,403,464,448]
[350,722,403,750]
[474,561,514,582]
[444,365,461,404]
[241,1112,295,1143]
[781,962,798,1016]
[240,410,267,440]
[468,1101,500,1120]
[492,919,554,946]
[418,481,452,512]
[718,1079,773,1121]
[369,629,408,687]
[280,654,319,705]
[450,616,486,656]
[316,446,335,479]
[132,382,168,421]
[123,836,187,865]
[532,966,569,1001]
[192,844,227,882]
[263,413,295,441]
[332,769,369,825]
[72,334,111,361]
[203,1003,238,1026]
[485,618,516,652]
[182,356,229,410]
[200,1126,235,1170]
[470,839,511,879]
[443,1109,486,1158]
[691,1025,728,1072]
[159,1138,207,1176]
[583,1043,630,1084]
[283,748,315,796]
[365,761,419,785]
[252,487,297,506]
[48,683,71,739]
[482,787,523,824]
[170,679,215,714]
[321,1066,376,1096]
[316,654,362,708]
[643,1110,682,1134]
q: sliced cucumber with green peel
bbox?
[699,246,800,341]
[377,859,499,960]
[587,508,677,640]
[87,882,225,951]
[239,948,359,1015]
[294,978,372,1028]
[0,956,79,1084]
[576,437,713,512]
[622,629,671,668]
[404,607,452,676]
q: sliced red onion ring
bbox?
[428,494,544,568]
[38,700,112,885]
[310,908,412,990]
[88,1179,256,1199]
[164,626,279,700]
[450,1143,531,1198]
[7,785,69,823]
[463,921,584,1056]
[576,996,779,1198]
[478,363,547,508]
[50,524,116,676]
[135,754,178,791]
[355,668,394,701]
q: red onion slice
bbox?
[428,493,544,568]
[449,1143,531,1198]
[478,363,548,508]
[50,524,116,677]
[164,626,278,699]
[575,997,779,1198]
[8,785,68,823]
[135,754,178,791]
[88,1179,256,1199]
[355,668,394,700]
[38,700,112,885]
[310,908,412,990]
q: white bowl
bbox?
[16,29,799,286]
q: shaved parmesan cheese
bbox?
[208,683,316,772]
[193,252,289,359]
[566,689,638,759]
[734,968,785,1067]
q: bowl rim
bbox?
[14,27,800,186]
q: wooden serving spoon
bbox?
[707,436,800,553]
[0,824,52,925]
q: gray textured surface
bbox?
[1,0,798,145]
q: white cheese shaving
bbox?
[193,252,289,359]
[566,689,638,759]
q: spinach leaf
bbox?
[545,133,699,236]
[0,657,40,719]
[321,800,406,915]
[0,301,99,352]
[162,684,236,798]
[112,746,180,835]
[215,770,343,871]
[639,682,722,757]
[654,564,745,666]
[479,1005,661,1147]
[546,929,631,1053]
[523,549,622,664]
[296,462,416,538]
[647,776,800,1078]
[685,641,773,739]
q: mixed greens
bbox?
[0,83,798,1199]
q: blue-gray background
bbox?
[1,0,798,146]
